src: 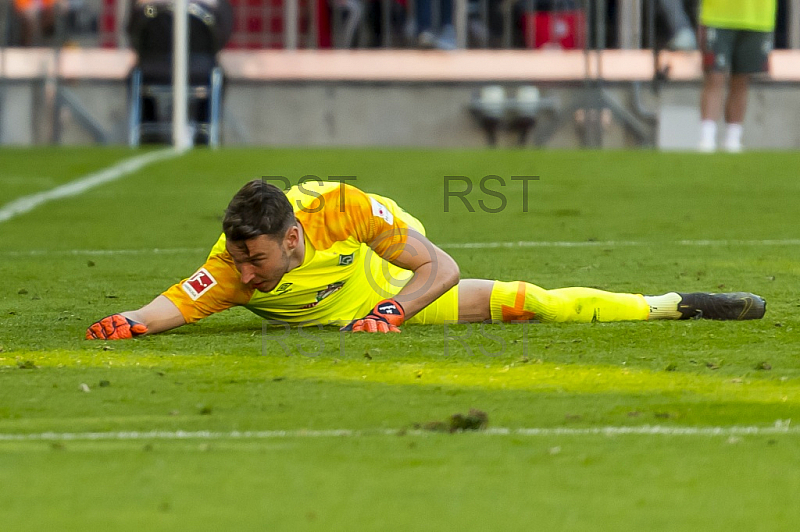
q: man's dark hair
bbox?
[223,180,296,241]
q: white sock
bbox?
[699,120,717,151]
[644,292,683,320]
[724,123,743,152]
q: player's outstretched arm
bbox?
[86,295,186,340]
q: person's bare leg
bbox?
[456,279,765,323]
[725,74,750,124]
[457,279,495,323]
[699,71,726,151]
[701,72,726,122]
[722,73,749,152]
[456,279,650,323]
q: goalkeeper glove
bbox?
[86,314,148,340]
[341,299,405,333]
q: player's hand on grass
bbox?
[341,299,404,333]
[86,314,148,340]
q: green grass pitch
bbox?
[1,147,800,530]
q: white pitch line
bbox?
[0,424,796,442]
[0,148,184,224]
[441,239,800,249]
[3,239,800,258]
[0,247,206,257]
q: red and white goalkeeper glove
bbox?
[341,299,405,333]
[86,314,148,340]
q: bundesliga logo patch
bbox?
[182,268,217,300]
[370,197,394,225]
[338,253,354,266]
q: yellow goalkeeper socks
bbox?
[489,281,650,323]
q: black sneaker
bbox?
[676,292,766,320]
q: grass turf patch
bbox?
[1,148,800,530]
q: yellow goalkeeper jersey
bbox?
[163,181,423,325]
[700,0,776,32]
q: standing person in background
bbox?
[698,0,777,152]
[13,0,60,46]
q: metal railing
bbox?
[1,1,797,51]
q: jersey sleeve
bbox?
[293,183,411,262]
[161,249,254,324]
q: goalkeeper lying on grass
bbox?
[87,180,765,340]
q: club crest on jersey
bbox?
[338,253,354,266]
[300,282,345,309]
[182,268,217,300]
[317,281,344,301]
[370,197,394,225]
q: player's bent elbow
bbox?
[441,253,461,290]
[449,264,461,289]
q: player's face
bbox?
[226,232,295,293]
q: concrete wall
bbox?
[657,83,800,150]
[223,83,637,149]
[0,82,36,145]
[0,78,798,150]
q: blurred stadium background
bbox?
[0,0,798,149]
